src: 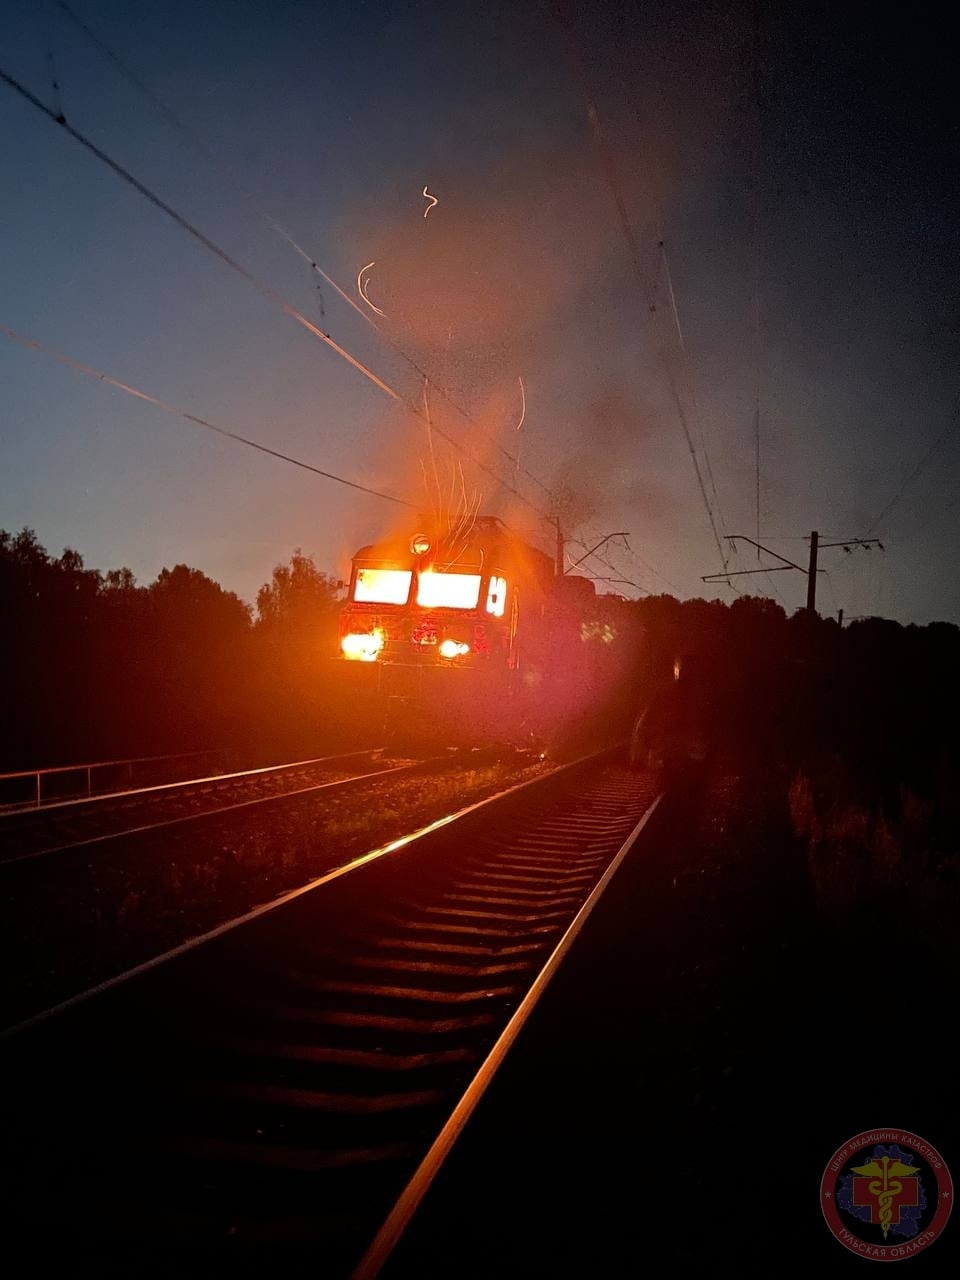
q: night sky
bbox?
[2,0,958,622]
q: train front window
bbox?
[353,567,412,605]
[416,568,482,609]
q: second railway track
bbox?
[0,748,414,864]
[2,749,660,1276]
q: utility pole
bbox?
[837,608,844,628]
[806,530,819,614]
[702,531,883,616]
[555,517,564,577]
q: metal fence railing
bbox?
[0,750,227,811]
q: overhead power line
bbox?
[565,532,629,574]
[0,65,400,399]
[566,537,650,595]
[751,0,764,555]
[0,62,557,526]
[658,243,725,526]
[4,320,657,596]
[48,1,576,521]
[703,532,882,615]
[53,0,362,317]
[550,8,731,584]
[3,45,675,597]
[0,324,416,508]
[658,243,731,568]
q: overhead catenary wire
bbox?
[566,540,650,595]
[576,531,673,595]
[657,242,744,595]
[569,522,678,594]
[728,534,786,607]
[658,243,727,538]
[751,0,764,555]
[4,36,674,597]
[47,1,580,524]
[550,8,732,585]
[53,0,362,312]
[45,45,65,123]
[615,541,680,593]
[44,3,685,597]
[0,66,402,400]
[0,324,416,508]
[656,242,732,577]
[0,62,561,530]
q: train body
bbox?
[337,516,638,748]
[340,515,553,671]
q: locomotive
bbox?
[337,515,635,749]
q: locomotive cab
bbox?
[338,517,553,675]
[336,516,635,750]
[337,517,556,745]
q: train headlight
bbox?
[439,638,470,660]
[341,629,385,662]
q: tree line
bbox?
[3,526,959,817]
[628,589,960,823]
[0,529,346,770]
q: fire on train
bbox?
[337,516,637,747]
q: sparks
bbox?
[357,261,386,317]
[422,185,438,218]
[516,375,526,431]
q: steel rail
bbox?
[0,747,216,809]
[350,790,663,1279]
[0,747,383,820]
[1,744,661,1275]
[1,750,595,1035]
[0,757,417,869]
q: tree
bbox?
[252,552,344,752]
[150,564,252,630]
[255,550,340,632]
[102,566,138,594]
[139,565,253,750]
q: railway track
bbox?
[0,748,407,864]
[1,750,660,1276]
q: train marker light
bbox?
[486,575,507,617]
[341,629,385,661]
[439,639,470,659]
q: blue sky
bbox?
[2,0,958,622]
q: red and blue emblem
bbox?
[821,1129,953,1261]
